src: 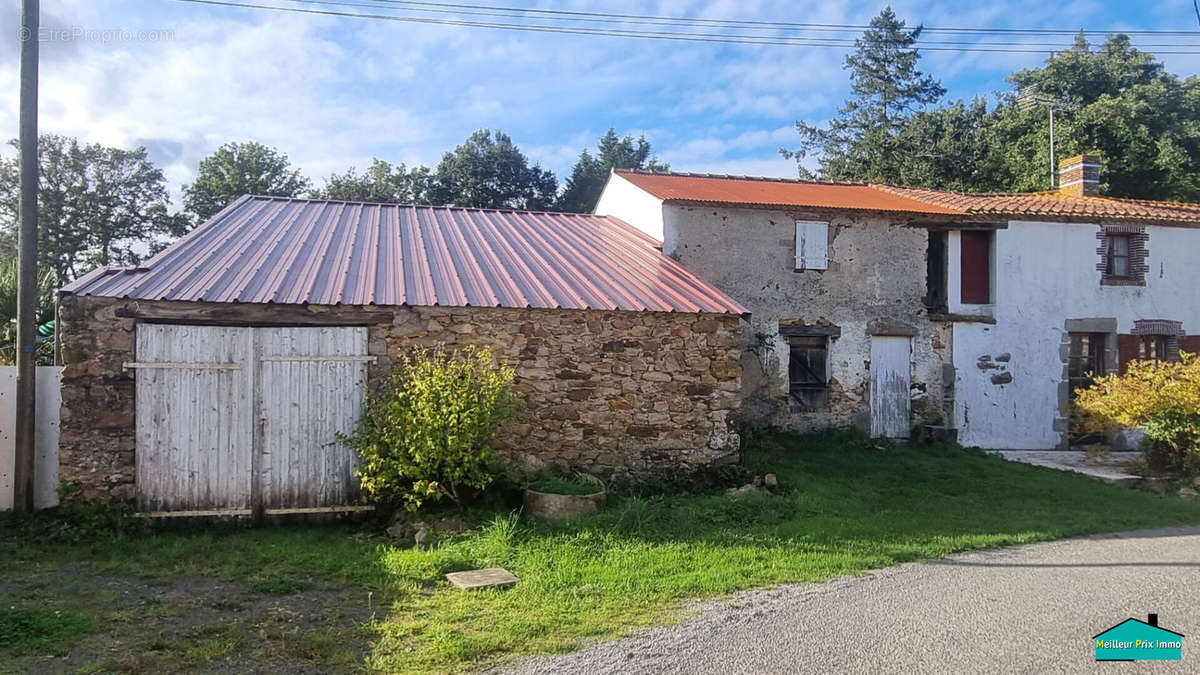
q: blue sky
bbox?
[1,0,1197,204]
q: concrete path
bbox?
[503,527,1200,674]
[990,450,1146,483]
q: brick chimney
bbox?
[1058,154,1101,197]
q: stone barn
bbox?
[58,196,746,515]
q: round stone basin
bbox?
[522,488,606,521]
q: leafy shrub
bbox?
[1075,352,1200,474]
[346,346,521,510]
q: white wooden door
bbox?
[135,325,254,513]
[133,324,368,514]
[870,336,911,439]
[258,327,370,510]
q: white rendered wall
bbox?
[593,173,665,241]
[952,220,1200,449]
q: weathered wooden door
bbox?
[134,325,254,513]
[257,327,370,511]
[133,324,369,515]
[870,336,911,439]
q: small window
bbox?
[1106,235,1130,278]
[788,335,829,407]
[960,230,993,304]
[795,221,829,271]
[1137,335,1169,361]
[1067,332,1106,398]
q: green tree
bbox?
[989,34,1200,199]
[430,130,557,210]
[0,257,57,365]
[311,158,435,204]
[557,129,668,213]
[893,98,1005,191]
[183,141,309,223]
[0,134,182,283]
[784,7,945,181]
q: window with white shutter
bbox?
[795,220,829,270]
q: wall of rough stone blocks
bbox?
[57,295,743,501]
[661,204,948,434]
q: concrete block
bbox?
[445,568,520,590]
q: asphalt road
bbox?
[503,526,1200,674]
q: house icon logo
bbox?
[1094,614,1183,661]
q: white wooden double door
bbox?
[133,324,371,515]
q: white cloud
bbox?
[0,0,1189,208]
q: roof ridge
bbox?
[615,168,869,187]
[874,183,1200,209]
[873,183,1047,199]
[242,194,600,218]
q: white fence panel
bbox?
[0,366,62,510]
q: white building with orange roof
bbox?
[597,155,1200,449]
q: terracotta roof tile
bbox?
[874,185,1200,224]
[614,170,965,216]
[614,170,1200,225]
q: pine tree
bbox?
[783,7,944,182]
[557,129,667,213]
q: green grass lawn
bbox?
[4,431,1200,673]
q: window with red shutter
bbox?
[960,231,992,304]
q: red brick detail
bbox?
[1096,224,1148,286]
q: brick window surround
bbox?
[1132,319,1184,361]
[1096,224,1148,286]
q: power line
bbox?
[274,0,1200,36]
[266,0,1200,48]
[170,0,1200,54]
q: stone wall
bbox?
[661,204,948,434]
[57,295,742,501]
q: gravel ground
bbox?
[503,526,1200,674]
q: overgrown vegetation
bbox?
[528,472,605,495]
[0,500,149,544]
[1076,353,1200,474]
[346,346,521,510]
[5,430,1200,672]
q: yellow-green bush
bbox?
[1075,352,1200,474]
[346,346,521,509]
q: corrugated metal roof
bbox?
[63,196,746,315]
[615,170,966,216]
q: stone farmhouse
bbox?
[596,155,1200,449]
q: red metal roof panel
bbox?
[62,196,746,315]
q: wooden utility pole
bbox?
[14,0,39,513]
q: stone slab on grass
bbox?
[446,568,520,590]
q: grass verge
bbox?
[4,431,1200,672]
